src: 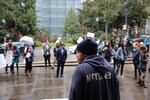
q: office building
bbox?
[36,0,82,36]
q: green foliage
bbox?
[79,0,122,33]
[0,0,37,36]
[71,34,80,44]
[39,28,51,35]
[35,40,42,47]
[79,0,150,37]
[64,8,81,36]
[63,34,80,44]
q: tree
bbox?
[64,8,81,36]
[0,0,37,40]
[79,0,150,39]
[79,0,122,36]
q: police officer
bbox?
[69,39,120,100]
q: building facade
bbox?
[36,0,82,36]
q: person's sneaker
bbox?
[143,85,147,88]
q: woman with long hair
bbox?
[116,42,127,79]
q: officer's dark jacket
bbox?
[56,47,67,62]
[69,55,120,100]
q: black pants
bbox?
[56,61,65,77]
[25,61,32,74]
[133,61,141,78]
[11,63,19,73]
[113,57,118,71]
[5,63,18,73]
[116,60,125,76]
[5,64,8,73]
[44,55,51,67]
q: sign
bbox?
[123,25,127,30]
[76,37,83,44]
[0,54,6,69]
[87,32,95,38]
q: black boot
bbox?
[141,81,147,88]
[137,79,141,85]
[5,66,8,74]
[10,65,15,74]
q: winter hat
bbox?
[76,39,98,55]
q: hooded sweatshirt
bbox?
[69,55,120,100]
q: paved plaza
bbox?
[0,47,149,100]
[0,63,150,100]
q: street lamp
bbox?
[2,18,6,43]
[124,0,128,35]
[96,17,100,37]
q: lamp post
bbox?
[104,0,108,40]
[124,0,128,35]
[96,17,99,30]
[2,18,6,43]
[96,17,100,38]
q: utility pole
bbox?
[104,0,108,40]
[2,19,6,43]
[124,0,128,35]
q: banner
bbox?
[0,54,6,68]
[6,51,13,66]
[87,32,95,38]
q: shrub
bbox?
[70,34,80,44]
[35,40,42,47]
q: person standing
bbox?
[43,40,51,69]
[137,46,148,88]
[132,43,140,79]
[116,42,127,79]
[56,43,67,77]
[24,45,34,76]
[69,39,120,100]
[11,46,20,74]
[102,40,112,63]
[5,39,14,74]
[112,43,119,71]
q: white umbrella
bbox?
[20,36,34,45]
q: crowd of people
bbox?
[69,38,149,100]
[0,36,149,100]
[2,37,67,77]
[3,39,34,76]
[1,38,149,80]
[98,39,149,88]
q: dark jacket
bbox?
[103,47,112,63]
[132,48,140,64]
[69,55,120,100]
[56,47,67,62]
[53,47,59,57]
